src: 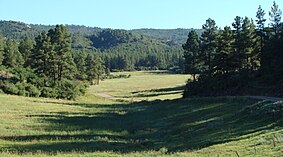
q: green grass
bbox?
[91,70,191,101]
[0,71,282,156]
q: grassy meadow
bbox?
[0,71,282,157]
[91,71,191,101]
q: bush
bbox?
[25,83,41,97]
[15,82,27,96]
[57,80,80,100]
[76,81,88,95]
[40,87,58,98]
[1,81,19,95]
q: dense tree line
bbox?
[88,29,184,71]
[183,1,283,97]
[0,25,105,99]
[0,21,187,72]
[130,28,203,46]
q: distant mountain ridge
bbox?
[0,20,200,45]
[130,28,202,45]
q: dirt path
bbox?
[248,96,283,102]
[96,93,116,99]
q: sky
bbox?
[0,0,282,29]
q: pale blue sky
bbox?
[0,0,282,29]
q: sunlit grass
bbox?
[91,70,191,101]
[0,71,282,156]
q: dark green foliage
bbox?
[40,87,58,98]
[25,83,41,97]
[30,31,54,82]
[1,80,19,95]
[182,30,200,81]
[19,36,34,64]
[88,29,183,71]
[0,25,94,99]
[256,5,266,56]
[0,21,186,72]
[200,18,218,77]
[72,32,93,49]
[269,1,282,34]
[231,16,246,71]
[213,26,234,74]
[74,50,87,80]
[89,29,134,49]
[3,39,24,67]
[49,25,76,81]
[15,82,29,96]
[0,21,39,41]
[0,21,102,42]
[130,28,203,45]
[14,82,41,97]
[86,53,105,85]
[57,79,82,100]
[0,35,4,65]
[184,2,283,97]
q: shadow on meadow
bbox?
[0,97,281,154]
[128,86,185,98]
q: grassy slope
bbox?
[0,71,282,157]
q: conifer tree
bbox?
[86,54,105,85]
[3,39,24,67]
[48,25,76,80]
[0,35,4,65]
[74,49,87,80]
[182,30,200,81]
[30,31,55,84]
[232,16,245,71]
[241,17,254,69]
[269,1,282,34]
[200,18,218,77]
[214,26,234,74]
[19,36,34,65]
[255,5,266,55]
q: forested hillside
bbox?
[0,21,102,41]
[0,20,185,71]
[130,28,203,45]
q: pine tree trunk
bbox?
[97,75,100,85]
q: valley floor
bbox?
[0,71,282,157]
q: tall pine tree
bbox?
[182,30,200,81]
[0,35,4,65]
[269,1,282,35]
[48,25,76,81]
[19,36,34,66]
[200,18,218,77]
[255,5,266,56]
[214,26,234,74]
[30,31,55,85]
[74,49,87,80]
[3,39,24,68]
[86,54,105,85]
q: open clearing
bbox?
[0,71,282,157]
[92,71,191,101]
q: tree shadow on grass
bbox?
[132,86,185,94]
[0,97,281,154]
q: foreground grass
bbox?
[0,71,282,156]
[0,95,282,156]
